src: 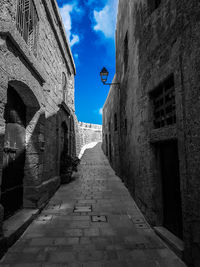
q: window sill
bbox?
[149,124,177,143]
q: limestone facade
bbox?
[102,1,200,266]
[78,122,102,150]
[0,0,78,233]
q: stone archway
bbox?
[1,85,26,218]
[0,80,41,219]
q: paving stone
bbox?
[104,250,118,261]
[11,264,41,267]
[71,216,90,221]
[77,200,96,204]
[29,238,54,246]
[79,237,91,245]
[84,228,100,237]
[22,247,40,253]
[64,229,83,237]
[77,250,103,261]
[68,221,90,229]
[57,238,79,245]
[82,262,102,267]
[102,260,128,267]
[48,251,76,263]
[36,215,53,222]
[100,228,115,236]
[0,144,187,266]
[42,264,65,267]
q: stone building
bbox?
[78,122,102,150]
[78,122,102,158]
[0,0,78,233]
[102,75,120,175]
[102,0,200,266]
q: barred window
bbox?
[151,75,176,129]
[16,0,39,56]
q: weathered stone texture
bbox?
[0,0,78,232]
[102,76,120,175]
[103,0,200,266]
[78,122,102,152]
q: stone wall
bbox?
[102,75,120,175]
[0,0,78,232]
[78,122,102,155]
[103,0,200,266]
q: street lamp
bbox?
[100,67,120,86]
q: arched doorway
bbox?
[60,123,69,176]
[1,85,26,219]
[61,122,69,156]
[0,80,41,218]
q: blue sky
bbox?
[57,0,118,125]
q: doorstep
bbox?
[154,226,184,259]
[0,208,40,258]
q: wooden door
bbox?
[60,123,69,175]
[160,140,183,238]
[1,86,26,219]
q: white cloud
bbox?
[74,53,79,59]
[93,107,103,115]
[59,4,73,40]
[70,34,80,47]
[99,108,103,115]
[93,0,118,39]
[59,3,80,47]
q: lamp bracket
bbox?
[102,82,120,86]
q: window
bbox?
[114,113,117,131]
[124,118,127,135]
[105,134,108,156]
[109,122,111,132]
[62,72,67,102]
[151,74,176,129]
[148,0,161,13]
[124,32,128,72]
[16,0,39,56]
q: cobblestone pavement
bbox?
[0,143,187,267]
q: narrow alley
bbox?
[0,143,186,267]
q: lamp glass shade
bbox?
[100,67,109,83]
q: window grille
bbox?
[16,0,39,56]
[152,75,176,129]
